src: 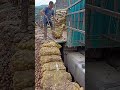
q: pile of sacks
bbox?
[52,27,63,39]
[55,9,67,27]
[52,23,66,39]
[51,9,67,39]
[39,41,84,90]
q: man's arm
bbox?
[40,8,47,18]
[40,10,44,16]
[52,10,59,22]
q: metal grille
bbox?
[86,0,120,48]
[66,0,85,47]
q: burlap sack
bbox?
[41,41,62,48]
[41,62,66,73]
[41,71,72,86]
[40,55,62,65]
[17,39,34,50]
[52,28,63,39]
[40,47,61,56]
[42,80,83,90]
[50,81,83,90]
[13,70,34,90]
[11,50,34,71]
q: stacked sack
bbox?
[51,9,67,39]
[39,41,84,90]
[52,23,66,39]
[52,27,63,39]
[55,9,67,27]
[11,38,35,90]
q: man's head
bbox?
[49,1,54,9]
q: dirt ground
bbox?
[35,25,67,89]
[35,26,42,90]
[35,26,51,90]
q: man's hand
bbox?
[45,15,48,19]
[40,10,47,18]
[55,20,59,23]
[56,19,59,23]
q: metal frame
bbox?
[67,0,82,9]
[86,4,120,19]
[102,35,120,43]
[67,0,85,47]
[67,26,85,34]
[86,0,120,48]
[67,9,85,15]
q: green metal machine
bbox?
[66,0,85,47]
[66,0,120,48]
[86,0,120,48]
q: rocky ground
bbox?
[35,27,43,90]
[0,1,34,90]
[35,26,51,90]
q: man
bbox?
[40,1,58,40]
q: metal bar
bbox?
[92,0,95,5]
[77,40,85,45]
[114,0,119,41]
[116,20,119,40]
[67,0,81,9]
[101,0,104,8]
[78,13,80,29]
[102,35,120,43]
[86,4,120,19]
[70,40,85,45]
[74,12,75,28]
[80,42,85,45]
[67,9,85,15]
[88,0,95,38]
[114,0,118,12]
[67,26,85,34]
[71,14,72,26]
[108,17,111,35]
[83,11,85,30]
